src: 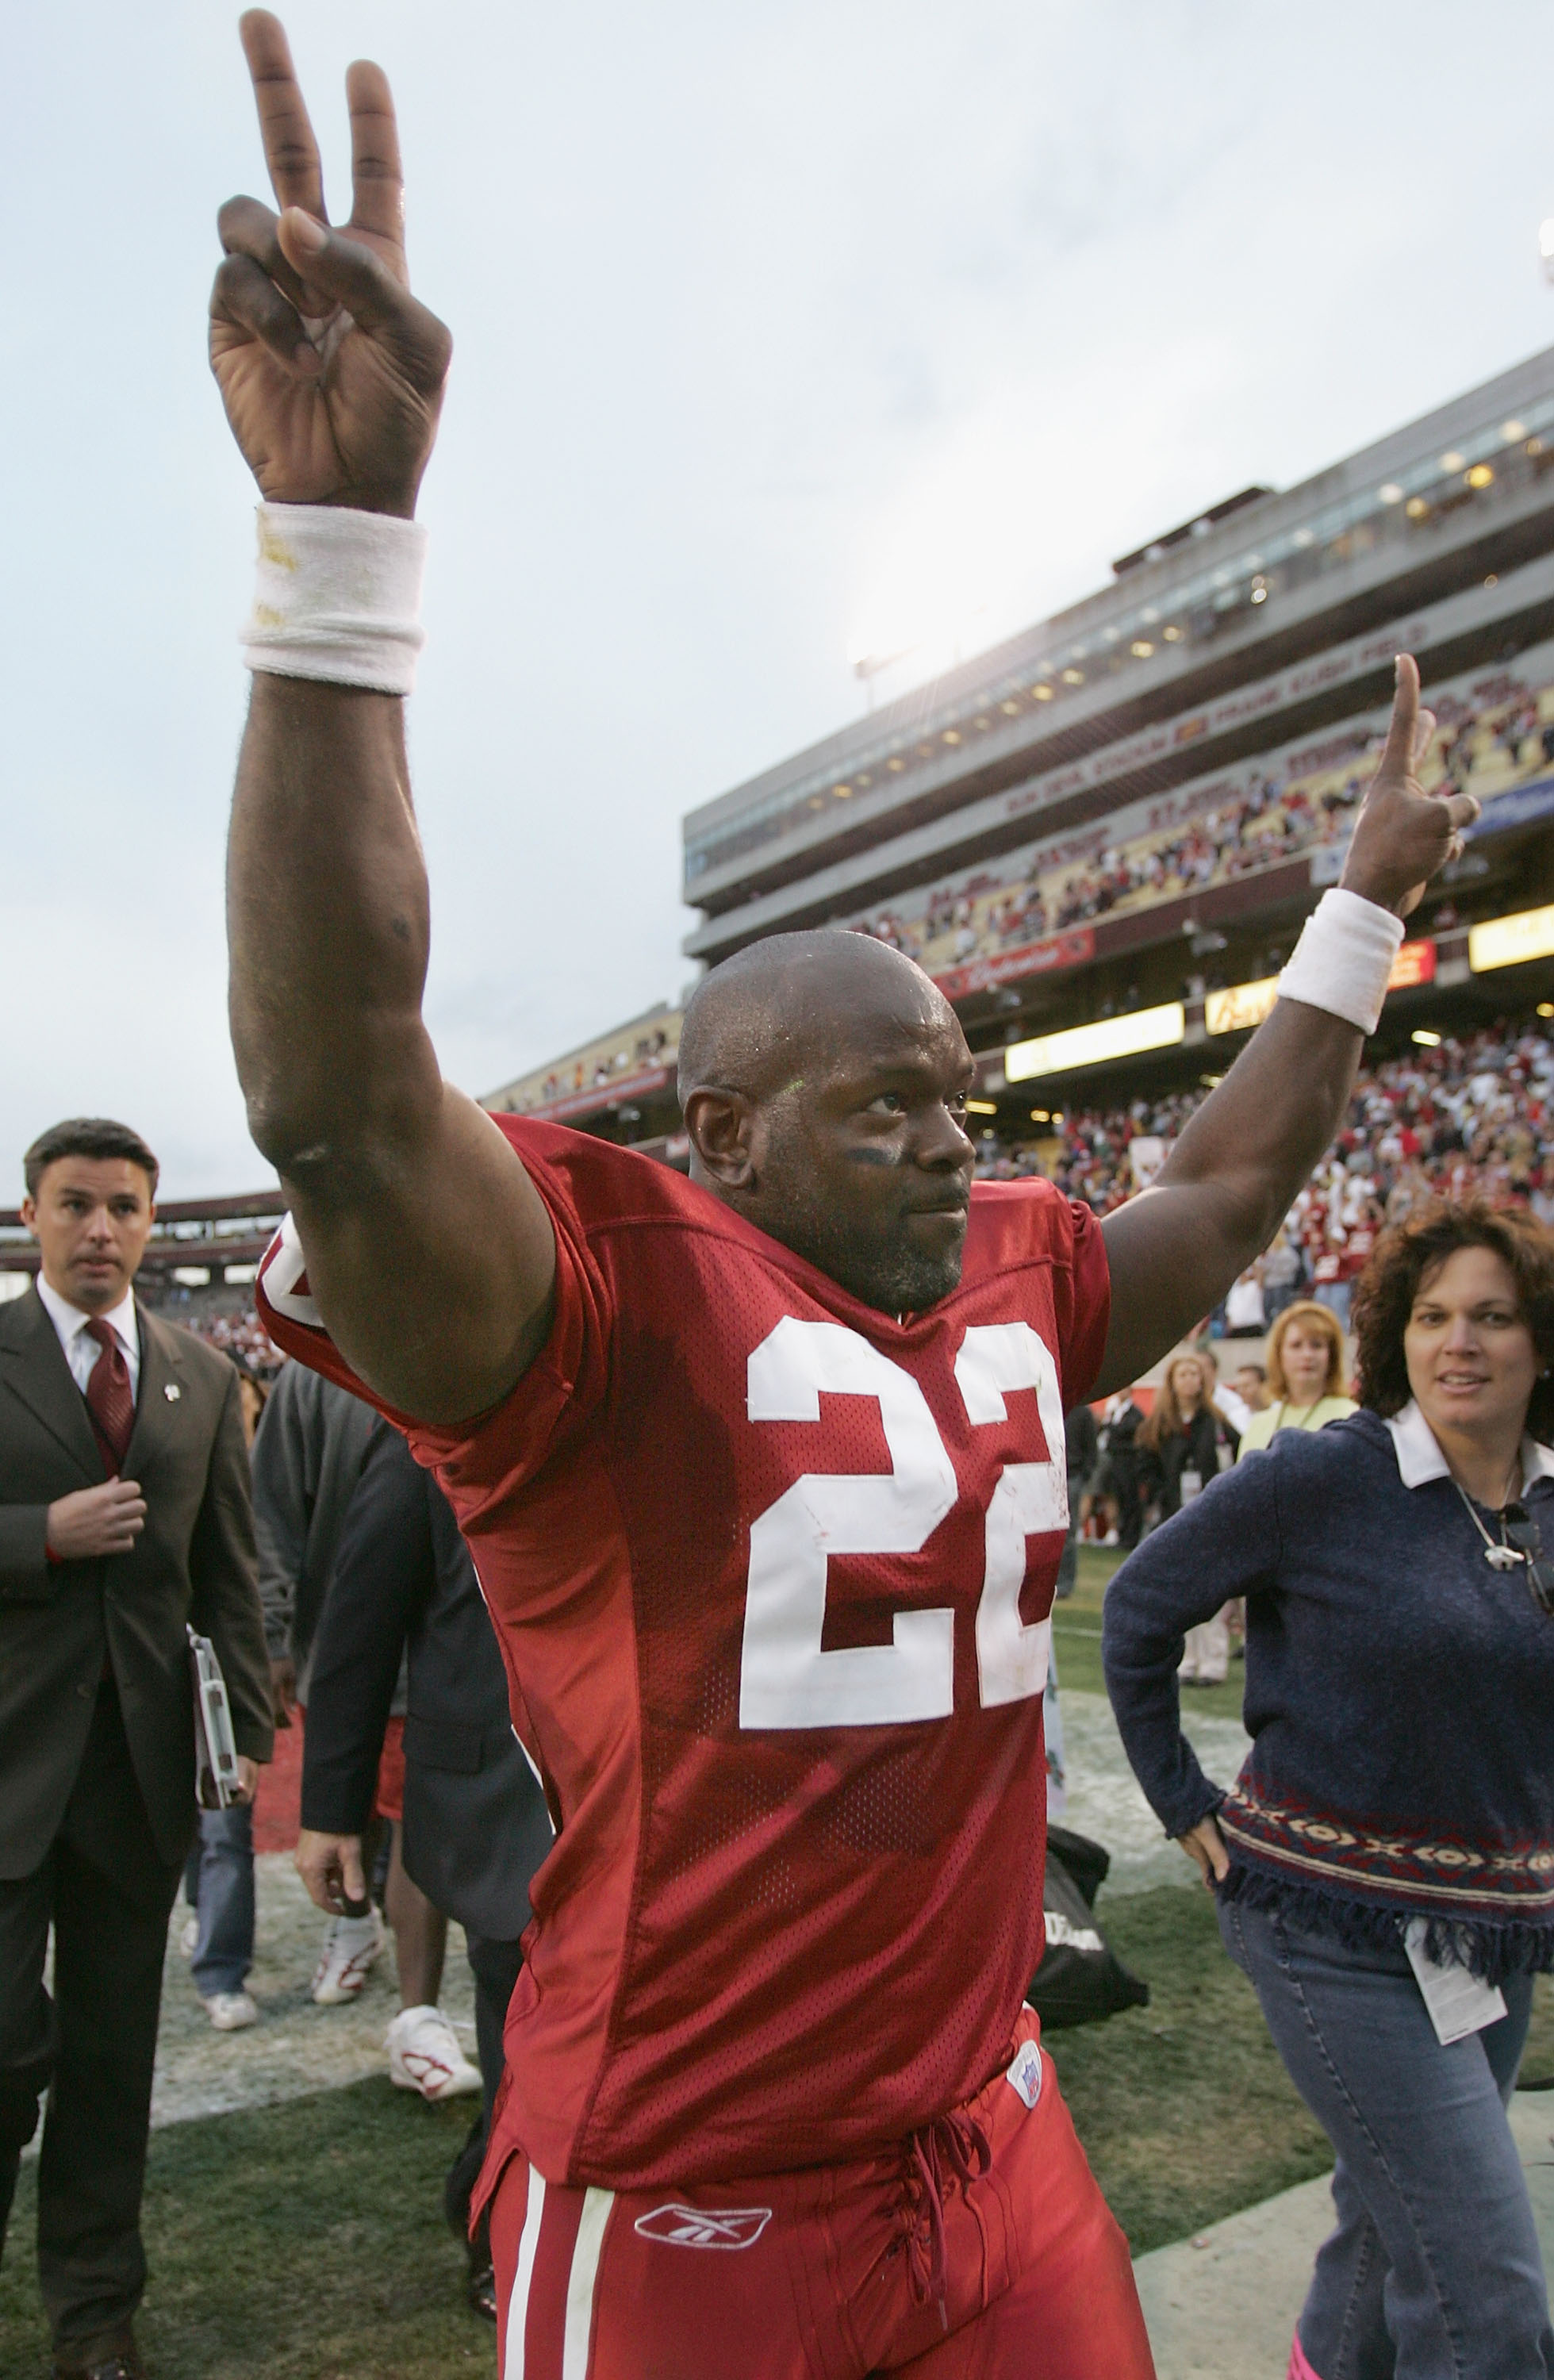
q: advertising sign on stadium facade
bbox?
[1205,977,1280,1036]
[1469,904,1554,973]
[1207,942,1437,1036]
[1387,939,1438,989]
[931,928,1095,1002]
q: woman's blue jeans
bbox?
[1219,1893,1552,2380]
[182,1802,255,1998]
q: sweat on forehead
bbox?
[677,930,953,1101]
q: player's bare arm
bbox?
[215,13,554,1422]
[1093,652,1479,1394]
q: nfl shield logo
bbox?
[1006,2039,1043,2109]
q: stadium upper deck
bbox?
[482,1002,687,1160]
[682,346,1554,992]
[487,348,1554,1161]
[0,1188,284,1285]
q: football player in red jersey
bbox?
[209,19,1477,2374]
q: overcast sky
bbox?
[6,0,1554,1195]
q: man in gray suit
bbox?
[0,1118,274,2380]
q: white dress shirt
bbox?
[1212,1380,1255,1438]
[36,1273,141,1400]
[1385,1396,1554,1492]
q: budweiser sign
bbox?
[933,928,1095,1002]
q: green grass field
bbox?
[1052,1542,1246,1723]
[2,1892,1293,2378]
[8,1894,1550,2378]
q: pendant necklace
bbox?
[1449,1450,1526,1570]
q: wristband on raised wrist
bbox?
[1276,888,1405,1036]
[241,504,428,696]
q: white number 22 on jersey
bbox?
[739,1318,1067,1730]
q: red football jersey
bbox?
[257,1121,1110,2189]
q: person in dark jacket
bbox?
[1136,1352,1238,1520]
[1094,1389,1145,1549]
[1135,1353,1237,1682]
[251,1360,378,1703]
[250,1363,386,2003]
[1054,1399,1099,1600]
[1102,1203,1554,2380]
[294,1420,554,2317]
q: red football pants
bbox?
[490,2010,1155,2379]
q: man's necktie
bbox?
[84,1318,135,1475]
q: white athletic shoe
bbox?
[179,1914,199,1957]
[203,1990,259,2032]
[310,1907,386,2005]
[386,2005,482,2102]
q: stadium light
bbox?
[850,602,992,704]
[1003,1003,1185,1084]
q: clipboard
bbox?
[188,1624,242,1810]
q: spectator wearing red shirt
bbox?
[1310,1233,1353,1330]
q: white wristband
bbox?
[1276,888,1404,1035]
[242,504,428,696]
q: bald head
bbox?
[677,930,957,1108]
[677,931,977,1313]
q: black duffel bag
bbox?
[1026,1824,1150,2029]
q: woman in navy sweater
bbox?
[1103,1201,1554,2380]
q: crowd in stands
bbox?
[977,1014,1554,1326]
[531,1022,675,1110]
[868,755,1364,969]
[181,1303,283,1378]
[858,649,1554,981]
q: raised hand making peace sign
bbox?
[209,10,451,517]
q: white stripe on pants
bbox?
[505,2171,546,2379]
[566,2190,614,2375]
[503,2168,615,2380]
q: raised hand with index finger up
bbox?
[209,10,451,518]
[1339,651,1481,919]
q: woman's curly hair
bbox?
[1351,1200,1554,1441]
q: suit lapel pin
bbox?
[164,1382,181,1401]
